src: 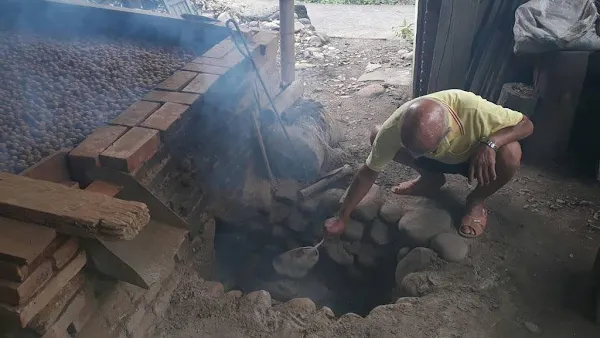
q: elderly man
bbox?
[325,89,534,238]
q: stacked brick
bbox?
[67,29,286,188]
[0,221,88,337]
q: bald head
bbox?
[401,98,449,155]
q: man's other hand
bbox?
[469,143,497,186]
[324,217,346,236]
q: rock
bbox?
[318,188,344,215]
[397,48,411,56]
[308,35,325,47]
[312,52,325,60]
[343,219,365,241]
[320,306,335,318]
[288,209,309,232]
[296,63,316,70]
[304,24,316,32]
[261,279,330,304]
[357,67,412,87]
[370,219,392,245]
[270,201,292,223]
[217,12,232,22]
[262,21,280,31]
[281,297,317,313]
[294,20,304,33]
[298,198,320,214]
[299,18,311,25]
[343,241,361,255]
[397,207,453,246]
[430,233,469,262]
[397,247,411,262]
[274,179,301,205]
[365,63,382,73]
[524,322,541,334]
[357,84,385,98]
[400,272,435,297]
[295,4,310,19]
[325,238,354,266]
[225,290,243,299]
[272,225,287,238]
[241,290,272,310]
[203,281,225,297]
[316,33,331,44]
[249,21,260,28]
[380,201,406,225]
[401,51,414,60]
[394,247,441,285]
[351,184,384,222]
[357,243,379,268]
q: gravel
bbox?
[0,31,195,173]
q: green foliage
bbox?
[393,19,415,42]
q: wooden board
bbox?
[0,218,56,265]
[0,173,150,241]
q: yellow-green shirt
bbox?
[366,89,524,171]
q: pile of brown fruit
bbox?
[0,32,195,173]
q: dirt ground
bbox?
[155,37,600,337]
[300,37,600,337]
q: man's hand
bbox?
[324,217,347,236]
[469,143,496,186]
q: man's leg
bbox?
[459,141,522,237]
[370,125,445,195]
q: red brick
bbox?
[0,217,57,265]
[0,251,86,328]
[0,236,63,283]
[99,127,160,173]
[181,62,229,75]
[142,90,200,105]
[28,274,85,335]
[181,73,220,94]
[111,101,162,128]
[202,37,235,59]
[0,260,53,306]
[156,71,199,91]
[68,284,96,335]
[50,238,79,270]
[140,103,190,136]
[84,180,122,197]
[20,149,72,184]
[68,126,128,170]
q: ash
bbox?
[0,31,195,173]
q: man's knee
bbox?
[370,125,381,146]
[497,141,522,172]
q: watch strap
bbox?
[480,138,498,151]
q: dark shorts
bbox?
[415,157,470,177]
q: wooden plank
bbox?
[427,0,481,93]
[0,173,150,241]
[0,251,86,328]
[0,218,56,265]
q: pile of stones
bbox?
[268,184,470,289]
[0,31,194,173]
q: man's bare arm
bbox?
[338,164,378,221]
[489,115,534,147]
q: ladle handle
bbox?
[313,238,325,249]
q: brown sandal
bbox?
[459,209,488,238]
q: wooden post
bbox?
[279,0,295,86]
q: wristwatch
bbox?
[480,137,498,151]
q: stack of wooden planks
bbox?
[415,0,526,102]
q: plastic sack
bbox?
[513,0,600,54]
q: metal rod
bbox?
[279,0,295,86]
